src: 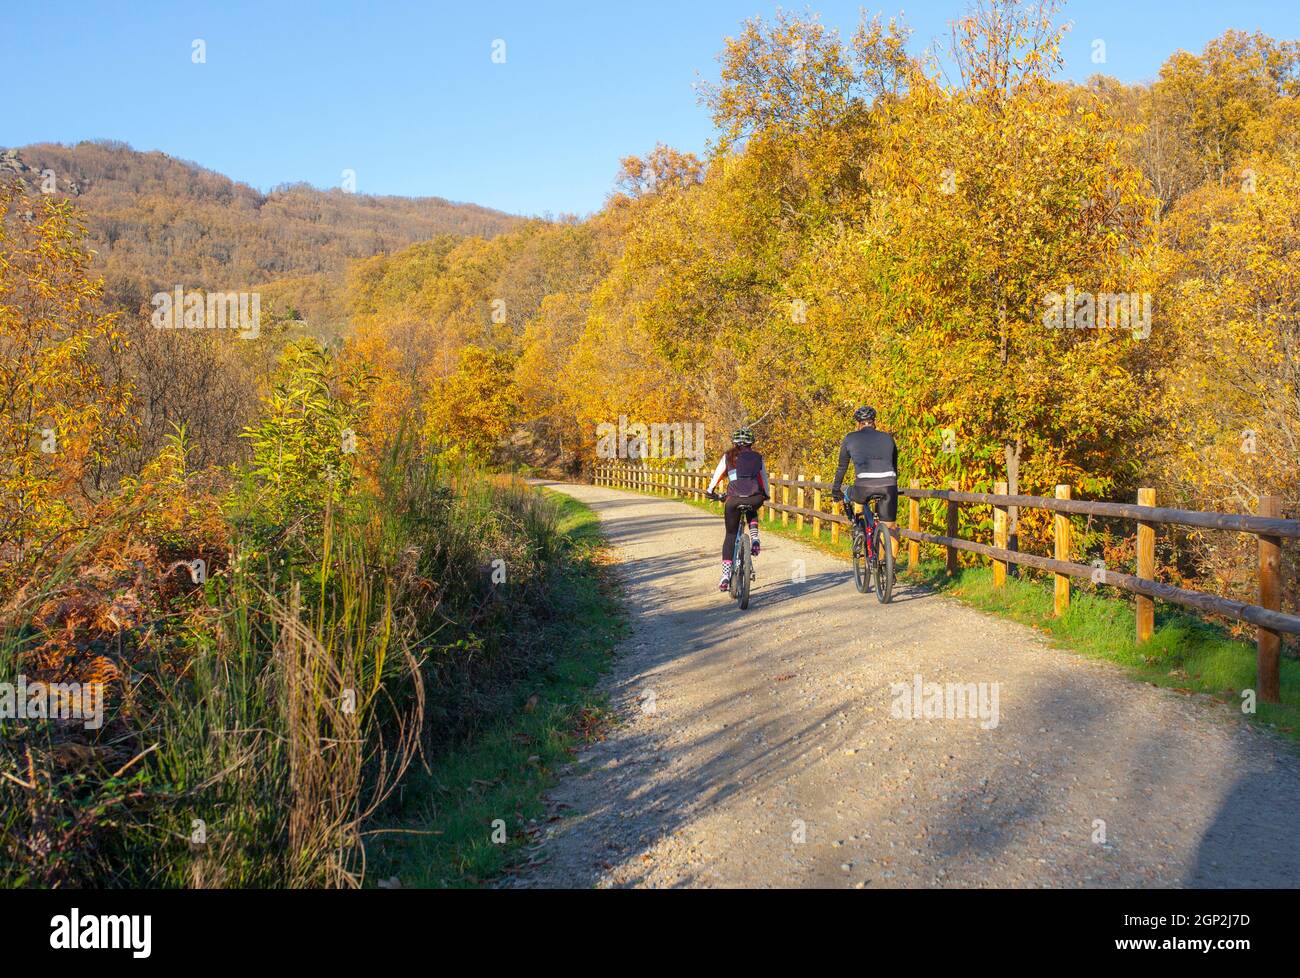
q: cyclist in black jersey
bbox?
[830,406,899,535]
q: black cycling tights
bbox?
[722,494,766,560]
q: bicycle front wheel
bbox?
[736,543,752,609]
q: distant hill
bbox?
[0,140,524,326]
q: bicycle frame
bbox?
[842,497,878,555]
[733,505,756,548]
[842,492,896,603]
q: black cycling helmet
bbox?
[731,426,756,446]
[853,405,877,423]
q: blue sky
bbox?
[2,1,1295,216]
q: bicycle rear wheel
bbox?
[874,521,895,604]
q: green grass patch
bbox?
[365,489,627,887]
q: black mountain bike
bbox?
[842,494,895,603]
[706,491,756,610]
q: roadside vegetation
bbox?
[0,184,615,886]
[366,492,625,887]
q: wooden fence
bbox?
[593,462,1299,704]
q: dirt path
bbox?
[511,483,1300,888]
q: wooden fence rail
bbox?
[592,462,1297,704]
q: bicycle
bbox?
[706,491,757,609]
[841,492,895,604]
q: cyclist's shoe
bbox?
[719,561,732,591]
[749,522,761,556]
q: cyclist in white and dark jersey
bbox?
[704,426,770,592]
[830,405,899,531]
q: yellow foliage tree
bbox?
[0,182,135,576]
[424,345,520,461]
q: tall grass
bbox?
[0,437,569,887]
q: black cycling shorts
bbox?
[849,482,898,522]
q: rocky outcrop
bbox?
[0,148,81,194]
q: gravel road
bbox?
[511,482,1300,888]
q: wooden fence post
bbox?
[1136,488,1156,643]
[812,476,822,539]
[782,475,789,527]
[1258,495,1282,704]
[1054,484,1072,617]
[796,474,805,532]
[945,480,960,576]
[830,483,839,545]
[908,479,919,570]
[993,480,1008,588]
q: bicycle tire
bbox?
[736,537,752,609]
[851,524,869,593]
[874,521,895,604]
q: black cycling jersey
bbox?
[707,448,770,499]
[831,427,899,492]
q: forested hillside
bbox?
[1,140,523,320]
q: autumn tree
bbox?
[0,181,135,576]
[424,345,520,462]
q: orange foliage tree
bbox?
[0,182,135,578]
